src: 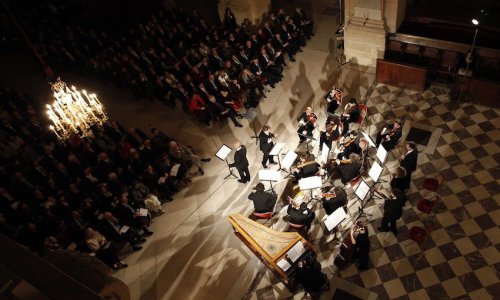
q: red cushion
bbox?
[416,199,435,214]
[409,226,428,243]
[253,212,273,219]
[423,178,439,192]
[289,222,305,229]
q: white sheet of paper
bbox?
[277,258,292,271]
[321,143,330,164]
[376,144,388,163]
[258,169,281,182]
[286,241,306,262]
[269,143,285,156]
[355,180,371,202]
[299,176,322,190]
[119,225,130,234]
[215,144,232,160]
[362,132,377,148]
[137,208,148,217]
[369,162,383,182]
[324,207,347,231]
[170,164,180,177]
[281,151,298,169]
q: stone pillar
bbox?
[344,0,406,67]
[218,0,271,27]
[344,0,386,67]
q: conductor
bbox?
[229,140,250,183]
[258,125,278,168]
[248,183,277,213]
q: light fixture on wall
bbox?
[46,78,108,140]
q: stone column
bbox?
[218,0,271,26]
[344,0,387,67]
[344,0,406,67]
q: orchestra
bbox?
[232,83,421,281]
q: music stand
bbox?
[355,179,373,217]
[376,144,388,164]
[215,144,238,180]
[281,150,298,179]
[258,169,281,193]
[368,161,384,184]
[269,143,286,169]
[361,132,376,148]
[324,207,347,232]
[320,143,330,165]
[298,133,316,155]
[298,176,322,199]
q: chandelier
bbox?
[46,78,108,140]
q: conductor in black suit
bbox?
[378,189,406,235]
[258,125,277,168]
[400,142,418,180]
[229,140,251,183]
[248,183,277,213]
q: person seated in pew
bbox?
[248,183,277,213]
[288,202,315,228]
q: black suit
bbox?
[322,189,347,215]
[338,162,362,184]
[229,146,250,182]
[288,205,315,227]
[401,149,418,174]
[248,190,277,213]
[297,112,317,142]
[380,194,405,234]
[258,131,276,167]
[376,124,402,151]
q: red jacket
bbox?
[188,93,206,112]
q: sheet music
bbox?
[355,180,370,202]
[137,208,148,217]
[368,162,383,182]
[361,132,376,148]
[298,176,322,190]
[258,169,281,182]
[320,144,329,164]
[170,164,180,177]
[277,258,292,271]
[324,207,347,231]
[119,225,130,234]
[281,151,298,169]
[376,144,388,163]
[215,144,232,160]
[286,241,306,262]
[269,143,285,156]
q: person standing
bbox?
[378,189,406,235]
[229,140,251,183]
[350,221,370,270]
[400,142,418,181]
[258,125,277,168]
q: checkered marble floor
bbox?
[245,83,500,299]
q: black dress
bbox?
[355,230,370,270]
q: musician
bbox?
[319,115,342,152]
[258,125,278,168]
[376,120,402,151]
[391,167,409,192]
[297,107,318,143]
[288,202,315,227]
[337,153,362,185]
[297,255,329,296]
[400,142,418,179]
[324,87,342,114]
[248,183,277,213]
[341,98,361,134]
[292,155,321,182]
[378,189,406,235]
[336,131,361,160]
[322,186,347,216]
[350,220,370,270]
[229,140,250,183]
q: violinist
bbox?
[321,186,347,243]
[292,154,321,183]
[336,131,361,160]
[341,98,361,135]
[324,87,342,114]
[376,120,402,151]
[297,107,318,143]
[319,115,342,152]
[337,153,362,185]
